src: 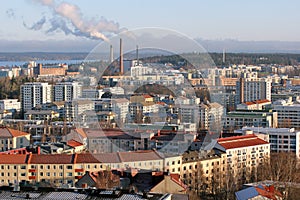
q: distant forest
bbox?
[0,52,300,66]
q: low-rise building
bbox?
[0,127,30,151]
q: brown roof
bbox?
[76,153,103,163]
[217,135,269,149]
[0,127,29,138]
[30,154,74,164]
[118,150,163,162]
[67,139,83,147]
[0,154,28,164]
[93,153,121,163]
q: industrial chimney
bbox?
[119,38,124,75]
[110,45,114,63]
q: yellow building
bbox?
[0,127,30,151]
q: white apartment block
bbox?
[272,100,300,129]
[215,135,270,185]
[0,99,20,111]
[53,82,82,102]
[237,127,300,159]
[20,82,52,112]
[236,77,272,104]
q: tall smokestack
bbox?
[109,45,114,63]
[136,45,139,66]
[119,38,124,75]
[222,49,226,64]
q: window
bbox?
[47,165,50,170]
[67,165,72,170]
[20,165,26,170]
[40,172,43,176]
[40,165,43,169]
[67,172,72,176]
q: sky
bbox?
[1,0,300,52]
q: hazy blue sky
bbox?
[1,0,300,42]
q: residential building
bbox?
[64,100,94,122]
[20,82,52,112]
[236,77,272,104]
[0,127,30,151]
[215,135,270,187]
[0,99,21,111]
[272,100,300,129]
[236,127,300,159]
[53,82,82,102]
[224,110,277,129]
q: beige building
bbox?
[215,134,270,187]
[0,150,165,187]
[0,127,30,151]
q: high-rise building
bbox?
[20,82,52,112]
[53,82,82,102]
[236,77,271,104]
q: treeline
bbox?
[141,53,300,67]
[0,76,35,100]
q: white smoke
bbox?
[25,0,124,41]
[23,16,46,31]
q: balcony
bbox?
[29,176,36,180]
[75,168,84,172]
[29,169,36,173]
[75,176,83,179]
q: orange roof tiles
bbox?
[67,139,83,147]
[0,127,29,138]
[217,134,269,149]
[30,154,74,164]
[0,154,28,164]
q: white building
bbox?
[215,135,270,184]
[272,100,300,129]
[0,99,21,111]
[53,82,82,102]
[236,77,272,104]
[20,82,52,112]
[237,127,300,159]
[130,65,153,77]
[64,100,95,122]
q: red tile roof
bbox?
[0,127,29,138]
[0,154,28,164]
[76,153,103,163]
[30,154,74,164]
[118,150,163,162]
[67,139,84,147]
[217,134,269,149]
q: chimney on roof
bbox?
[119,38,124,75]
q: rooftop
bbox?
[0,127,30,138]
[217,134,269,149]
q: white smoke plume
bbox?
[25,0,124,41]
[23,16,46,30]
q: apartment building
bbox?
[180,150,227,193]
[20,82,52,112]
[237,127,300,159]
[215,135,270,186]
[224,110,277,129]
[272,100,300,129]
[53,82,82,102]
[0,150,165,187]
[236,77,272,104]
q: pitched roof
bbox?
[118,150,163,162]
[67,139,84,147]
[217,134,269,149]
[30,154,74,164]
[0,154,28,164]
[0,127,29,138]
